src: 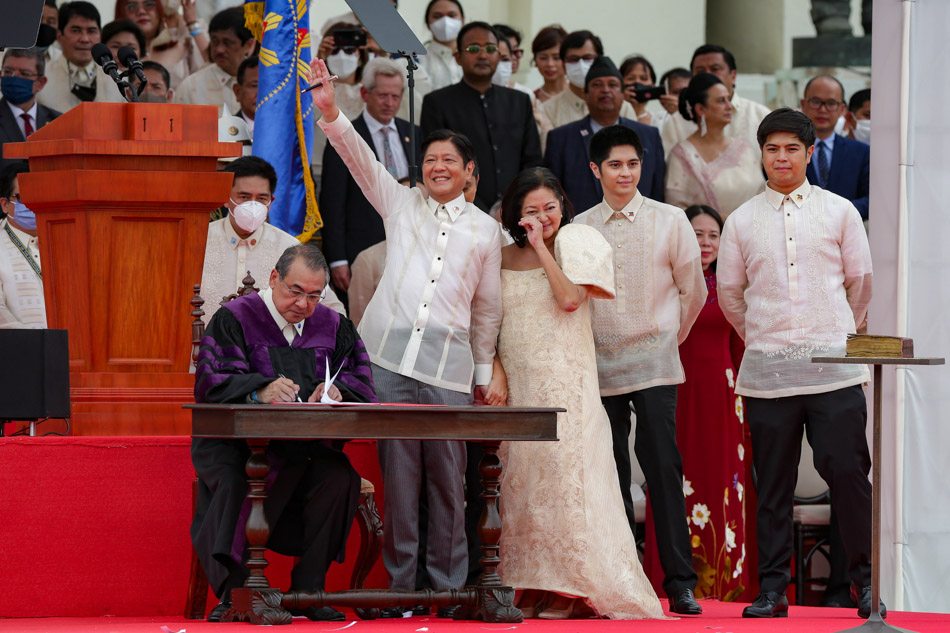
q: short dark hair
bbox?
[456,21,498,52]
[803,74,845,101]
[684,204,723,270]
[531,24,567,57]
[237,55,259,85]
[275,243,329,279]
[756,107,816,149]
[3,48,45,79]
[500,167,574,248]
[45,0,57,7]
[209,6,253,43]
[690,44,736,73]
[560,30,603,61]
[678,72,724,122]
[492,23,521,46]
[223,156,278,194]
[0,162,29,200]
[589,125,643,167]
[58,1,101,32]
[849,88,871,112]
[659,67,691,87]
[101,19,146,56]
[619,55,656,84]
[424,0,464,23]
[421,129,477,171]
[141,60,170,90]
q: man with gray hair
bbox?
[320,56,421,298]
[0,48,61,168]
[192,241,377,622]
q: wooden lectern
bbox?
[6,102,240,435]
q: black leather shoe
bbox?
[207,600,230,622]
[821,586,857,609]
[411,605,431,616]
[288,606,346,621]
[379,607,409,618]
[437,605,459,618]
[742,591,789,618]
[852,586,887,619]
[668,588,702,615]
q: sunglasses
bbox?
[464,44,498,54]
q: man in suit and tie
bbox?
[320,56,421,299]
[802,75,870,220]
[544,56,665,212]
[0,49,61,169]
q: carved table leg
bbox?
[454,440,522,623]
[222,439,293,625]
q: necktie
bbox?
[381,127,399,178]
[817,141,830,188]
[20,113,34,138]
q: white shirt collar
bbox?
[599,191,644,223]
[363,109,397,136]
[764,180,813,210]
[426,192,467,222]
[7,99,37,121]
[260,286,304,339]
[223,216,266,250]
[816,132,836,153]
[66,59,96,80]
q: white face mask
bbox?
[565,59,594,89]
[429,16,463,43]
[491,60,512,87]
[326,50,360,79]
[230,198,269,233]
[853,119,871,144]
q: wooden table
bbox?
[187,403,561,625]
[811,357,944,633]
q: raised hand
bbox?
[518,216,545,250]
[307,58,340,122]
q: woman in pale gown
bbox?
[665,73,765,217]
[485,167,664,620]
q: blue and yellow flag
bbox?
[244,0,320,239]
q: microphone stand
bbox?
[397,50,418,188]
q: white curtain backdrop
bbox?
[871,0,950,614]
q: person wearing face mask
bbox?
[421,22,541,213]
[0,49,61,169]
[802,75,870,221]
[0,163,46,328]
[539,30,639,131]
[137,60,174,103]
[420,0,465,93]
[200,156,345,325]
[844,88,871,144]
[38,0,63,65]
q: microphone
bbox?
[117,46,148,86]
[91,43,121,84]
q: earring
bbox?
[700,115,707,137]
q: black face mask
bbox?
[35,23,57,48]
[71,80,96,102]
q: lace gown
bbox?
[497,224,665,620]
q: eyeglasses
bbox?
[464,44,498,54]
[279,279,327,304]
[1,68,38,80]
[124,0,156,12]
[3,194,20,203]
[564,54,597,63]
[804,97,843,111]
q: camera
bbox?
[625,82,666,104]
[332,28,367,51]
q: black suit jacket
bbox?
[421,81,542,212]
[805,133,870,220]
[544,115,666,213]
[0,98,60,168]
[320,112,420,266]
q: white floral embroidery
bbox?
[691,503,711,529]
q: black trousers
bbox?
[602,384,697,596]
[746,385,872,594]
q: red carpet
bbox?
[0,602,948,632]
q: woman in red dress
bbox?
[644,205,753,602]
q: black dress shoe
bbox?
[207,600,230,622]
[379,606,410,618]
[668,588,702,615]
[437,605,459,618]
[742,591,788,618]
[288,606,346,621]
[852,586,887,619]
[411,605,431,616]
[821,586,857,609]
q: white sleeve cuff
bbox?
[329,260,348,269]
[473,363,493,387]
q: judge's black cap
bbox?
[585,56,622,92]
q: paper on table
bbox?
[321,357,343,404]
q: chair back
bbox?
[190,272,258,367]
[795,436,830,503]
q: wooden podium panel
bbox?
[6,102,240,435]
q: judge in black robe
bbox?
[191,245,376,619]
